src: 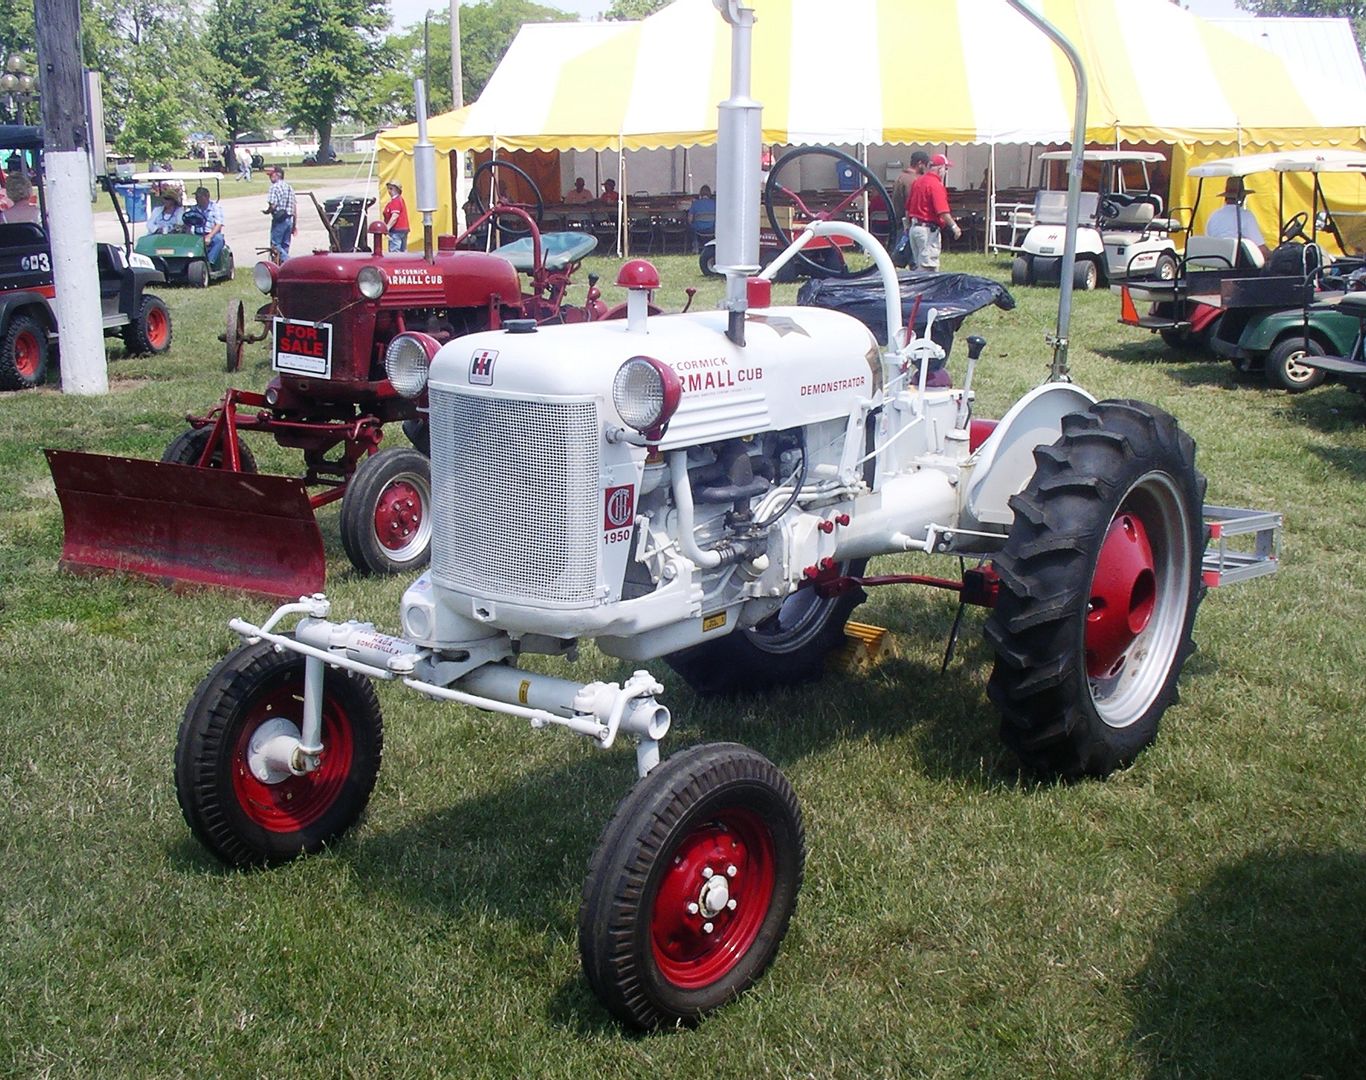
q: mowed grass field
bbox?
[1,249,1363,1078]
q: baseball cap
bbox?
[930,153,954,167]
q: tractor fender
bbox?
[959,381,1098,533]
[0,291,58,337]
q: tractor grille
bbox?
[429,388,601,605]
[277,283,345,324]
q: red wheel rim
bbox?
[229,672,356,832]
[651,807,776,989]
[374,479,425,553]
[146,307,170,349]
[13,329,40,378]
[1086,512,1157,678]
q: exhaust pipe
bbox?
[714,0,761,346]
[414,79,438,263]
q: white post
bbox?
[449,0,468,228]
[47,151,106,394]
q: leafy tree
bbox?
[605,0,668,18]
[205,0,278,149]
[118,74,185,161]
[275,0,392,160]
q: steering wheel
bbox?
[1280,211,1309,244]
[763,146,897,279]
[470,159,544,239]
[1099,197,1123,223]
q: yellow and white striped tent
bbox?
[379,0,1366,236]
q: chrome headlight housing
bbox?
[252,261,277,295]
[357,265,387,300]
[384,332,439,397]
[612,355,681,436]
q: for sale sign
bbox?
[272,318,334,378]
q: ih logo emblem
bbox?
[604,485,635,530]
[469,349,498,385]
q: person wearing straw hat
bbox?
[383,179,410,253]
[146,185,184,235]
[1205,175,1269,261]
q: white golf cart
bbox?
[1012,150,1181,290]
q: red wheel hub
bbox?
[374,479,424,552]
[650,807,775,989]
[1086,512,1157,678]
[146,307,170,349]
[230,676,355,832]
[14,330,39,378]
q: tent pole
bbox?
[987,143,996,254]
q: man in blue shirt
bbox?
[687,184,716,253]
[264,165,297,260]
[189,186,226,265]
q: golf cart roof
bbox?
[0,125,42,152]
[1038,150,1164,164]
[1187,151,1309,178]
[1271,150,1366,174]
[130,171,225,182]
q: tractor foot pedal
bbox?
[1202,505,1282,587]
[830,621,892,673]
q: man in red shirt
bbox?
[383,180,410,253]
[906,152,962,270]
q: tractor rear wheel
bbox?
[0,314,50,390]
[984,400,1206,779]
[579,742,804,1029]
[175,638,383,867]
[162,427,258,472]
[1264,335,1327,393]
[665,559,867,694]
[122,294,173,355]
[339,447,433,575]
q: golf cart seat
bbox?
[1185,235,1264,271]
[492,231,598,272]
[0,221,45,247]
[1109,202,1155,231]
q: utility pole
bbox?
[35,0,107,395]
[449,0,467,228]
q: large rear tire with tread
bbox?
[579,742,804,1029]
[175,639,383,867]
[162,427,258,472]
[339,447,433,575]
[665,559,867,695]
[984,400,1207,779]
[0,313,50,390]
[122,294,173,355]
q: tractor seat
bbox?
[492,231,598,272]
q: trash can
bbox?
[323,195,373,252]
[118,182,151,223]
[835,161,859,191]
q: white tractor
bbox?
[1013,150,1182,290]
[172,0,1279,1029]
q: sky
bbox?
[386,0,1249,35]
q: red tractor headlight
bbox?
[612,355,681,437]
[357,265,387,300]
[384,332,440,397]
[253,261,277,295]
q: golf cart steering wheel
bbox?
[1280,211,1309,244]
[1099,197,1123,222]
[470,159,545,238]
[763,147,897,279]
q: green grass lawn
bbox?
[2,252,1364,1077]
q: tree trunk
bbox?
[316,120,334,164]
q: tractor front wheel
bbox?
[985,400,1206,779]
[162,427,258,472]
[339,447,433,575]
[579,742,804,1029]
[665,559,867,694]
[175,639,383,867]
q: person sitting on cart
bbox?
[146,186,184,234]
[1204,176,1269,263]
[187,185,226,264]
[0,172,39,223]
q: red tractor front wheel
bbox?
[579,743,804,1028]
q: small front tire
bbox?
[0,314,50,390]
[579,743,805,1029]
[162,427,258,472]
[1073,258,1099,291]
[1011,255,1034,286]
[339,447,433,575]
[175,639,384,867]
[1264,335,1327,393]
[123,294,173,355]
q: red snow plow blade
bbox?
[45,449,326,600]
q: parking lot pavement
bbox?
[93,177,378,264]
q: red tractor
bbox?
[47,162,629,598]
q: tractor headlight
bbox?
[384,332,439,397]
[253,261,277,295]
[357,265,387,300]
[612,355,681,436]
